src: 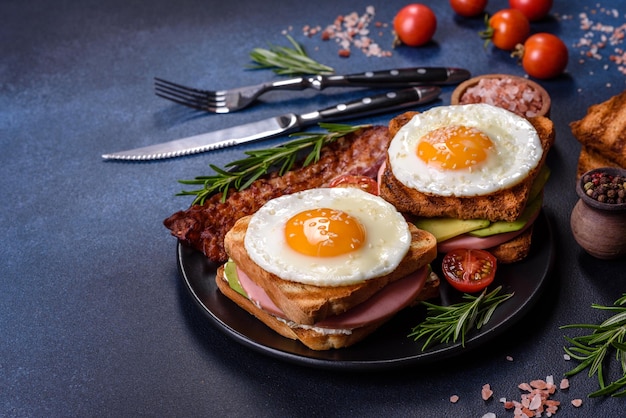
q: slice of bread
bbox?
[379,112,555,222]
[223,214,437,325]
[488,225,534,264]
[576,146,623,178]
[215,263,441,350]
[570,90,626,170]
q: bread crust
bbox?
[215,264,441,350]
[216,265,392,350]
[379,112,555,222]
[576,146,623,178]
[570,90,626,169]
[488,226,534,264]
[224,215,437,325]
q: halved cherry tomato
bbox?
[328,175,378,195]
[482,9,530,51]
[519,33,568,79]
[509,0,553,21]
[450,0,488,18]
[441,249,497,293]
[393,4,437,47]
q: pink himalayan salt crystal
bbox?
[459,77,544,117]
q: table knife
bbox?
[102,85,440,161]
[310,67,470,86]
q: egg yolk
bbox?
[416,125,494,170]
[284,208,366,257]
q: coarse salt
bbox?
[505,376,564,417]
[459,77,544,118]
[570,6,626,76]
[482,383,494,401]
[302,6,392,58]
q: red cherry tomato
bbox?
[393,4,437,47]
[521,33,568,79]
[328,175,379,195]
[483,9,530,51]
[441,249,497,293]
[509,0,553,21]
[450,0,488,18]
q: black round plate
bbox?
[178,211,554,370]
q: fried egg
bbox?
[387,103,543,197]
[244,187,411,286]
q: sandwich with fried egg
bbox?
[379,104,555,263]
[215,187,438,350]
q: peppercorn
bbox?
[582,171,626,205]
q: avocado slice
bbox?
[412,165,550,241]
[224,259,248,297]
[468,194,543,237]
[413,217,490,242]
[528,165,551,202]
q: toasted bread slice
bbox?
[577,146,623,178]
[215,263,440,350]
[379,112,555,222]
[223,214,437,325]
[488,226,534,264]
[570,90,626,169]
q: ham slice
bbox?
[236,265,427,329]
[236,265,284,317]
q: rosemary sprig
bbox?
[561,294,626,397]
[248,34,334,75]
[177,123,369,205]
[409,286,514,350]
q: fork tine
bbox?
[154,78,225,102]
[154,78,225,110]
[154,91,209,111]
[154,77,210,95]
[154,85,222,106]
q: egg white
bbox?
[244,187,411,287]
[388,103,543,197]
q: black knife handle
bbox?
[319,67,470,87]
[268,68,469,91]
[298,86,441,125]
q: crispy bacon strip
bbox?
[164,125,390,263]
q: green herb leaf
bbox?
[248,34,334,75]
[408,286,514,351]
[177,123,370,205]
[561,293,626,397]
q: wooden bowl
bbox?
[570,167,626,259]
[451,74,551,118]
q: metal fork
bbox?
[154,67,469,113]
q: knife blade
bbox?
[102,85,440,161]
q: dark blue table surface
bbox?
[2,0,625,416]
